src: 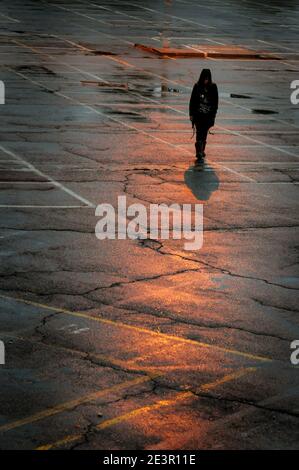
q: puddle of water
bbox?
[90,50,117,56]
[105,109,148,122]
[81,81,128,90]
[230,93,252,99]
[130,84,181,97]
[252,109,278,115]
[15,65,56,75]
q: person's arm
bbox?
[189,84,197,121]
[212,83,218,115]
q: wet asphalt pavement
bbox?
[0,0,299,450]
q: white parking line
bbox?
[0,12,20,23]
[84,1,154,24]
[43,2,299,128]
[258,40,298,51]
[11,38,111,84]
[47,26,299,138]
[176,0,288,26]
[9,37,256,182]
[8,65,257,184]
[12,32,299,181]
[46,3,133,44]
[8,5,298,184]
[125,1,215,29]
[0,143,95,208]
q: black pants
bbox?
[195,122,209,157]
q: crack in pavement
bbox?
[0,266,200,297]
[3,332,156,379]
[1,224,298,234]
[50,378,299,450]
[137,238,299,291]
[94,296,293,343]
[252,297,299,315]
[149,379,299,420]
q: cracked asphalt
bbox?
[0,0,299,450]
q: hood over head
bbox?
[198,68,212,87]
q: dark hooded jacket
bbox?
[189,69,218,128]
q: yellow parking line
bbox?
[37,433,82,451]
[140,365,258,376]
[94,393,191,432]
[37,391,193,450]
[0,375,152,433]
[36,367,256,450]
[1,332,159,377]
[199,367,256,391]
[0,294,271,363]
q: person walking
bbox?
[189,69,218,162]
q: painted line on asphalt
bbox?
[0,143,95,208]
[0,327,257,441]
[89,0,299,70]
[6,43,256,184]
[9,13,297,189]
[125,1,215,29]
[53,0,213,32]
[45,2,115,29]
[36,367,256,450]
[84,1,157,25]
[0,331,160,378]
[0,334,255,440]
[41,35,299,161]
[34,4,299,135]
[199,367,257,391]
[37,393,194,450]
[206,383,299,431]
[0,12,20,23]
[0,375,152,434]
[11,38,111,83]
[44,0,299,127]
[257,39,298,52]
[0,293,272,363]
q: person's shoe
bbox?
[195,156,204,168]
